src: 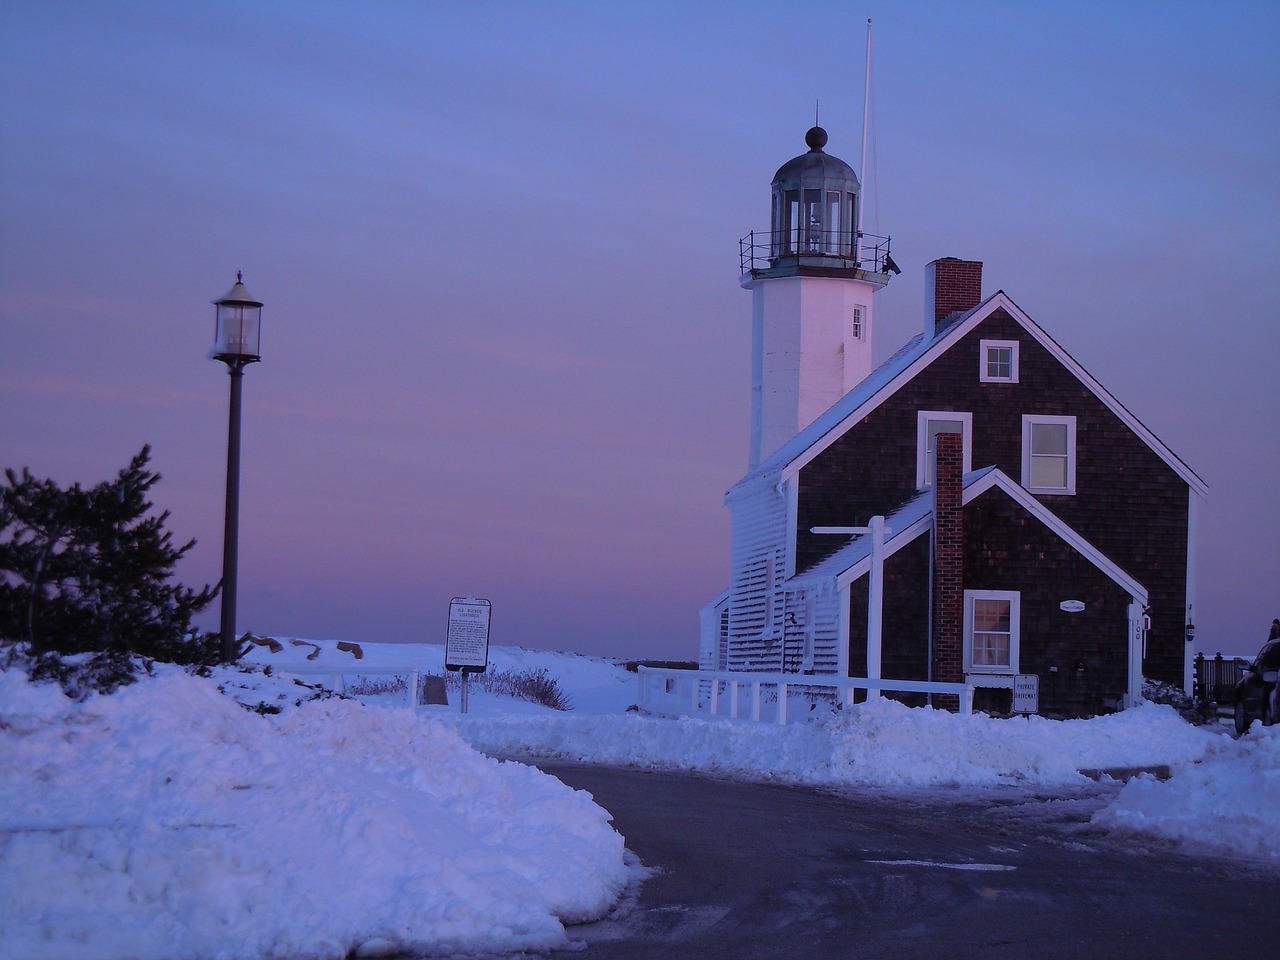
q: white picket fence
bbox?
[636,666,974,724]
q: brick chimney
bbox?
[924,258,983,338]
[931,430,964,710]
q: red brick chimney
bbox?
[931,430,964,709]
[924,258,983,338]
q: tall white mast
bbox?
[856,18,872,266]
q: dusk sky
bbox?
[2,1,1277,660]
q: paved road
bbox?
[512,761,1277,960]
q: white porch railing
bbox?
[269,665,422,711]
[636,666,974,724]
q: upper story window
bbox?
[980,339,1019,383]
[916,411,973,489]
[964,590,1021,674]
[1022,415,1077,494]
[852,306,864,340]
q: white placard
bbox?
[1012,673,1039,714]
[445,597,491,672]
[1060,600,1086,613]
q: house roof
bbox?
[726,291,1207,502]
[789,467,1148,604]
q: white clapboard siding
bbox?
[726,479,789,671]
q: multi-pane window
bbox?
[980,339,1019,383]
[1022,415,1077,494]
[916,411,973,489]
[964,590,1020,674]
[852,307,863,340]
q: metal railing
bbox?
[739,229,893,275]
[636,666,974,724]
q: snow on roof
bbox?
[790,467,1147,603]
[727,292,1206,501]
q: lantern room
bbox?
[770,126,859,261]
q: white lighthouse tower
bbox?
[741,126,896,467]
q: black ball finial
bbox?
[805,126,828,151]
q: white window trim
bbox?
[916,410,973,490]
[963,589,1021,675]
[1021,414,1077,495]
[852,305,866,341]
[980,339,1020,383]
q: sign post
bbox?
[1012,673,1039,715]
[445,597,491,714]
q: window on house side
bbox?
[964,590,1020,674]
[852,307,863,340]
[980,339,1019,383]
[916,410,973,489]
[1022,415,1077,494]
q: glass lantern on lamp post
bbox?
[212,272,262,662]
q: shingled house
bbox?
[701,129,1205,717]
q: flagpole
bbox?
[857,18,872,266]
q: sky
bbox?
[1,1,1277,660]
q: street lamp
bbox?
[211,272,263,662]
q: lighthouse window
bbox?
[980,340,1019,383]
[825,191,842,253]
[784,190,799,254]
[803,189,822,251]
[851,307,863,340]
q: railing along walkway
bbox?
[637,666,974,724]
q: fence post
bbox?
[752,682,761,721]
[777,682,788,725]
[730,680,740,719]
[710,678,720,717]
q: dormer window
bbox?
[980,340,1019,383]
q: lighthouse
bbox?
[740,126,895,467]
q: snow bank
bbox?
[447,696,1215,788]
[1093,723,1280,859]
[0,665,628,960]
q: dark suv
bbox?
[1234,639,1280,735]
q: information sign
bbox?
[1012,673,1039,714]
[445,597,491,673]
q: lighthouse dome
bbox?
[772,126,860,188]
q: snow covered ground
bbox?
[2,637,1277,960]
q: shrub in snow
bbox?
[434,666,573,711]
[1143,677,1216,725]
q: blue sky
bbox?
[2,1,1277,658]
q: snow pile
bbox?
[445,695,1213,788]
[0,665,628,960]
[1093,722,1280,858]
[3,636,1277,960]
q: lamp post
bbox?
[211,273,263,663]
